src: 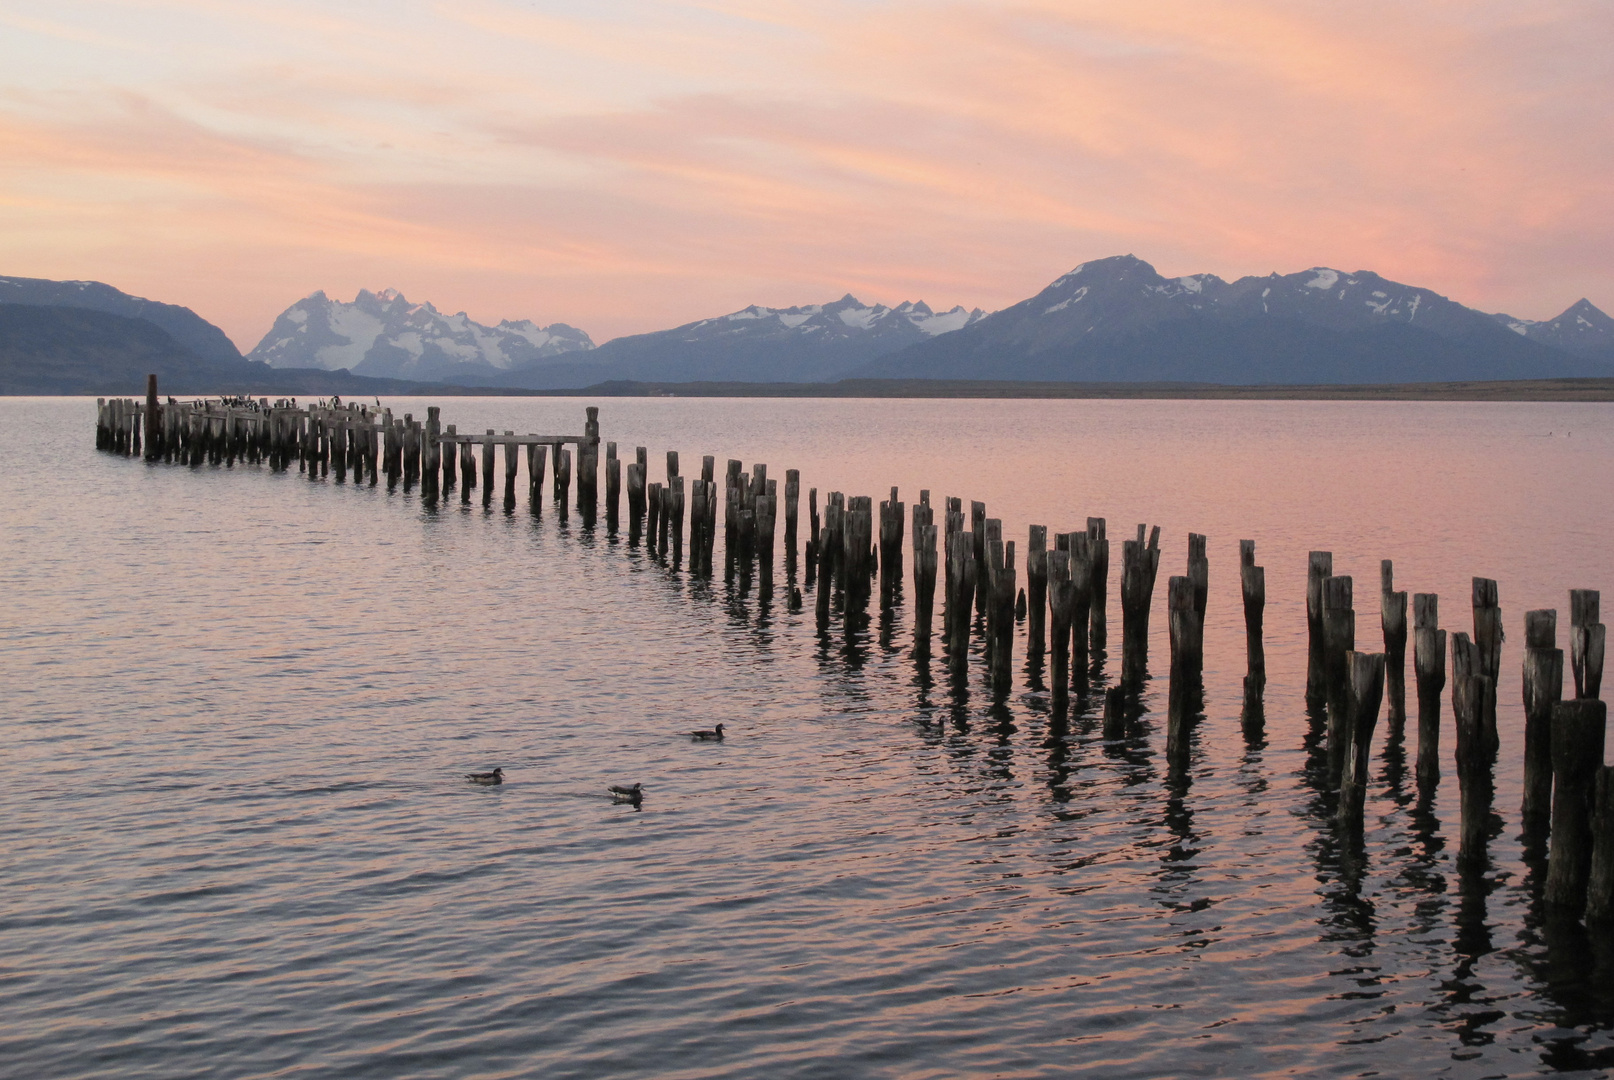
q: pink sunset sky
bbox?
[1,0,1610,351]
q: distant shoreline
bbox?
[19,376,1614,401]
[533,377,1614,401]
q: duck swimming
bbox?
[465,767,504,785]
[690,723,725,741]
[609,783,644,806]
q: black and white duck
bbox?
[465,767,504,785]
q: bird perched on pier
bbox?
[690,723,725,741]
[465,767,503,785]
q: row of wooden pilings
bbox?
[97,380,1611,922]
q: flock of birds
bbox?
[462,723,726,809]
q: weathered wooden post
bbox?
[1473,577,1503,756]
[912,498,937,654]
[879,487,905,610]
[626,461,645,545]
[480,431,495,508]
[1571,590,1605,700]
[1048,550,1074,701]
[1240,540,1266,732]
[785,469,800,565]
[1546,699,1608,909]
[1087,518,1108,652]
[1166,575,1202,763]
[1522,609,1564,831]
[646,480,662,551]
[1588,767,1614,922]
[144,375,160,460]
[946,528,977,666]
[988,533,1016,696]
[579,407,599,521]
[1322,575,1355,777]
[605,442,621,535]
[1026,525,1048,661]
[1307,551,1333,707]
[1119,525,1161,689]
[1414,593,1446,789]
[556,448,572,518]
[671,476,688,568]
[1186,532,1208,626]
[1338,651,1387,829]
[1381,560,1408,733]
[1069,533,1094,682]
[422,407,441,502]
[501,431,518,510]
[1452,656,1493,868]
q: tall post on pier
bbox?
[1473,578,1503,756]
[144,375,160,461]
[1322,575,1355,778]
[1118,525,1160,690]
[1571,590,1605,700]
[579,407,599,523]
[606,443,621,536]
[1087,518,1108,652]
[1166,574,1203,763]
[1026,525,1048,661]
[1546,699,1608,909]
[785,470,800,567]
[1337,651,1387,829]
[1306,551,1333,708]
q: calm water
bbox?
[3,396,1613,1079]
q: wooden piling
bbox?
[1381,560,1408,733]
[502,432,518,510]
[1522,610,1564,830]
[1166,575,1202,762]
[556,447,572,515]
[879,487,905,609]
[1546,699,1609,909]
[1338,651,1387,829]
[1027,525,1048,660]
[579,407,599,519]
[1240,540,1266,731]
[1472,578,1502,755]
[1118,525,1161,689]
[480,431,495,508]
[785,469,800,562]
[1571,590,1605,700]
[912,499,938,653]
[647,480,662,552]
[1413,594,1446,789]
[1087,518,1108,652]
[1322,575,1356,775]
[605,443,620,535]
[1588,767,1614,922]
[1453,662,1493,868]
[671,476,687,567]
[1048,549,1074,700]
[627,461,645,545]
[144,375,160,460]
[1307,551,1333,707]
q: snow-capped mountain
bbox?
[857,255,1611,384]
[249,289,595,383]
[500,293,986,388]
[1492,298,1614,360]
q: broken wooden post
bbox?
[502,431,518,510]
[1085,518,1108,653]
[1588,767,1614,923]
[1571,590,1605,700]
[1338,650,1387,829]
[1522,609,1564,832]
[1452,654,1493,868]
[481,431,495,508]
[1026,525,1048,661]
[1240,540,1266,732]
[579,407,599,520]
[144,375,160,460]
[1322,575,1355,777]
[785,469,800,566]
[1306,551,1333,708]
[605,442,620,535]
[556,446,572,516]
[1381,560,1408,734]
[1119,525,1161,689]
[879,487,904,610]
[912,498,938,655]
[626,461,645,545]
[1166,575,1202,763]
[1546,699,1608,909]
[1473,577,1503,756]
[1048,549,1074,701]
[1413,593,1446,789]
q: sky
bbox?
[1,0,1611,351]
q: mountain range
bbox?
[3,258,1611,393]
[249,288,595,384]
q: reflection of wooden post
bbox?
[1522,610,1563,830]
[1546,700,1608,908]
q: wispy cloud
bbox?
[1,0,1610,347]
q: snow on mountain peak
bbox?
[248,289,594,378]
